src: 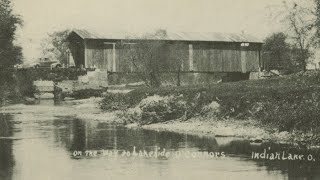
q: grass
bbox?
[101,71,320,141]
[0,69,39,105]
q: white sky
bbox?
[11,0,292,61]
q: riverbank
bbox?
[125,116,313,147]
[101,71,320,146]
[69,97,310,145]
[134,118,312,146]
[2,70,320,145]
[0,95,316,147]
[127,118,267,138]
[0,69,36,106]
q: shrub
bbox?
[71,89,103,99]
[256,90,320,132]
[101,71,320,135]
[120,106,142,124]
[200,101,221,117]
[101,93,135,111]
[123,95,187,125]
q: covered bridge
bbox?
[67,29,263,74]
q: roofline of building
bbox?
[81,38,264,44]
[68,30,264,44]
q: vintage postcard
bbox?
[0,0,320,179]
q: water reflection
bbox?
[0,114,14,180]
[0,107,320,180]
[65,119,220,152]
[54,117,320,180]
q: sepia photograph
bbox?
[1,0,320,179]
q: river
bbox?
[0,100,319,180]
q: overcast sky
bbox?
[12,0,290,61]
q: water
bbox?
[0,100,320,180]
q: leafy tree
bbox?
[312,0,320,48]
[314,0,320,42]
[167,42,188,86]
[120,29,168,87]
[262,32,291,70]
[121,29,187,87]
[40,29,70,65]
[280,1,315,71]
[0,0,23,67]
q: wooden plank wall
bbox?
[166,44,189,71]
[180,49,190,71]
[105,49,113,72]
[244,51,260,72]
[68,33,85,68]
[192,43,260,72]
[69,43,85,67]
[193,49,242,72]
[85,42,116,72]
[84,40,261,73]
[86,48,104,69]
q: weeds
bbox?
[101,71,320,134]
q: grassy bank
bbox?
[0,69,34,105]
[101,71,320,144]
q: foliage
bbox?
[200,101,221,117]
[0,0,23,67]
[101,93,132,111]
[121,95,187,125]
[167,42,188,86]
[273,1,316,71]
[71,89,103,99]
[0,0,23,104]
[262,32,292,70]
[119,29,166,87]
[314,0,320,45]
[40,29,71,65]
[0,69,35,105]
[120,29,187,87]
[15,68,86,81]
[255,88,320,134]
[102,71,320,132]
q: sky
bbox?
[11,0,290,62]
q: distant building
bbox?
[67,29,263,74]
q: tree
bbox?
[279,1,316,71]
[121,29,169,87]
[167,42,188,86]
[121,29,187,87]
[40,29,70,66]
[314,0,320,43]
[262,32,291,70]
[0,0,23,67]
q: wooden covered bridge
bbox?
[67,29,263,84]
